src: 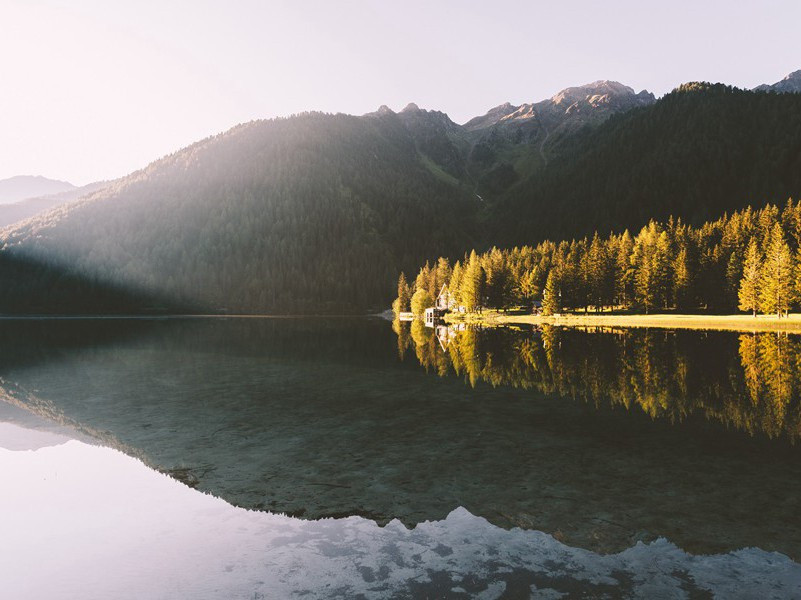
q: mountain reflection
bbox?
[395,320,801,442]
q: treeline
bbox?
[396,200,801,316]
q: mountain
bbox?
[0,76,800,314]
[0,113,480,314]
[0,181,109,228]
[754,69,801,94]
[491,82,801,244]
[0,176,76,204]
[461,81,655,196]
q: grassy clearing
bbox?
[446,310,801,333]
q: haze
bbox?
[2,0,800,185]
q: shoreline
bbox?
[446,311,801,334]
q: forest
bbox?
[396,200,801,317]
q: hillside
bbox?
[0,175,75,204]
[491,83,801,245]
[0,113,480,313]
[1,75,800,314]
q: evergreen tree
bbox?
[654,231,672,309]
[483,247,510,308]
[725,250,744,311]
[673,246,694,310]
[396,272,411,313]
[615,230,635,308]
[759,223,794,317]
[632,223,661,313]
[738,240,762,317]
[542,270,561,316]
[586,233,612,312]
[460,250,484,312]
[449,261,464,306]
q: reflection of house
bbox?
[435,323,467,351]
[531,300,542,315]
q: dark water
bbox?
[2,317,801,560]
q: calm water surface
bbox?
[1,317,801,597]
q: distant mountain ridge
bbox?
[368,80,656,198]
[463,80,655,131]
[0,175,76,204]
[0,72,800,314]
[0,181,109,228]
[754,70,801,94]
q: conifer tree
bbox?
[632,223,661,313]
[460,250,484,312]
[396,272,411,313]
[759,223,794,317]
[738,240,762,317]
[673,246,694,310]
[615,230,635,308]
[586,233,612,312]
[542,270,561,316]
[654,231,672,309]
[449,261,463,306]
[415,262,432,298]
[433,257,452,299]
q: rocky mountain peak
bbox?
[754,69,801,93]
[464,81,654,132]
[463,102,519,131]
[551,80,651,106]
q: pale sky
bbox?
[2,0,800,185]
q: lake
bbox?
[1,317,800,598]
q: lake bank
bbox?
[446,311,801,333]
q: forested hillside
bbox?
[0,113,479,313]
[1,77,801,314]
[491,83,801,245]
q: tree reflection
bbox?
[394,322,801,442]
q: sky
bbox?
[2,0,800,185]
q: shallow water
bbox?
[1,317,800,596]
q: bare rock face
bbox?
[464,80,655,132]
[754,69,801,94]
[463,102,518,132]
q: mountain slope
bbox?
[0,175,76,204]
[461,81,655,197]
[492,82,801,244]
[0,113,479,313]
[754,69,801,94]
